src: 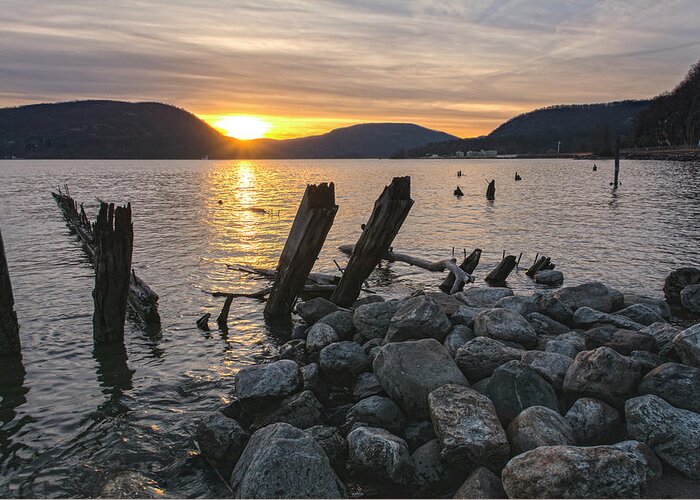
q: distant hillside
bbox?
[0,100,237,159]
[634,60,700,147]
[403,100,650,157]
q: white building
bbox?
[466,149,497,158]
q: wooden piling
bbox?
[92,202,133,342]
[613,137,620,189]
[486,180,495,200]
[439,248,481,293]
[485,255,517,284]
[331,177,414,307]
[0,225,21,354]
[526,256,552,278]
[264,183,338,319]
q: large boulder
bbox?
[195,412,250,475]
[623,294,671,319]
[454,337,524,382]
[526,312,569,336]
[664,267,700,304]
[410,439,462,496]
[456,287,514,308]
[319,310,356,340]
[535,294,574,325]
[373,339,468,419]
[545,340,579,359]
[534,269,564,285]
[637,362,700,413]
[453,467,506,499]
[486,361,559,424]
[384,295,451,343]
[428,384,509,472]
[474,308,537,348]
[641,322,680,354]
[616,303,666,326]
[626,394,700,478]
[443,325,475,358]
[564,397,622,446]
[353,372,384,401]
[346,395,406,435]
[494,295,538,317]
[295,297,340,323]
[450,306,488,328]
[306,323,339,353]
[425,291,468,316]
[681,284,700,313]
[581,325,656,355]
[302,362,328,401]
[306,425,348,474]
[506,406,575,455]
[251,390,323,431]
[353,300,402,340]
[554,281,623,313]
[403,420,436,452]
[563,347,644,405]
[573,306,645,331]
[521,350,573,390]
[230,422,346,498]
[347,426,413,485]
[672,323,700,368]
[502,442,661,498]
[319,341,369,386]
[234,360,302,413]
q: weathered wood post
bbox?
[331,177,414,307]
[0,225,21,354]
[92,202,133,342]
[486,180,496,200]
[485,255,517,284]
[439,248,481,293]
[264,183,338,319]
[613,137,620,189]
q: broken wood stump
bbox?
[486,180,495,200]
[331,177,414,306]
[439,248,482,293]
[613,137,620,189]
[485,255,517,284]
[526,256,554,278]
[264,183,338,319]
[92,202,133,343]
[0,225,21,354]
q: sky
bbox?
[1,0,699,139]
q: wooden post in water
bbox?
[439,248,481,293]
[264,183,338,319]
[485,255,517,284]
[331,177,414,307]
[486,180,496,200]
[0,225,21,354]
[613,137,620,189]
[92,202,133,342]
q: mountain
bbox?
[634,60,700,147]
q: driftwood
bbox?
[264,183,338,319]
[486,180,496,200]
[92,202,133,342]
[485,255,517,284]
[227,264,338,286]
[331,177,414,306]
[440,248,482,293]
[0,224,21,354]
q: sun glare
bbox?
[213,116,271,140]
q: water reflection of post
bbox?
[93,343,134,416]
[0,354,29,451]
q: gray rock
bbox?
[302,362,328,401]
[630,350,667,374]
[521,350,573,389]
[410,439,462,495]
[681,284,700,313]
[638,362,700,413]
[347,426,413,484]
[486,361,559,425]
[450,306,488,328]
[573,306,645,331]
[502,442,661,498]
[642,322,680,354]
[428,384,509,472]
[453,467,506,499]
[474,308,537,348]
[403,420,436,452]
[373,338,468,419]
[664,267,700,305]
[563,347,643,405]
[494,295,538,317]
[367,345,382,365]
[545,340,579,358]
[291,323,310,340]
[506,405,575,455]
[526,311,569,336]
[456,287,514,307]
[385,295,451,343]
[352,300,402,340]
[616,303,666,326]
[320,341,369,386]
[425,291,469,316]
[471,376,491,395]
[353,372,384,401]
[346,395,406,435]
[251,390,323,431]
[555,331,586,350]
[626,394,700,478]
[306,323,339,353]
[352,294,385,308]
[624,293,671,319]
[443,325,475,358]
[195,412,250,474]
[319,310,356,340]
[99,471,165,499]
[534,269,564,285]
[673,323,700,368]
[582,325,656,355]
[535,294,574,325]
[554,281,624,313]
[455,337,524,382]
[565,397,621,445]
[295,297,340,323]
[235,360,302,413]
[277,339,306,365]
[230,422,346,498]
[306,425,348,474]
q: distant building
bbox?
[466,149,497,158]
[455,151,465,157]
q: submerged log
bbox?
[439,248,482,293]
[484,255,517,284]
[92,202,133,342]
[331,177,414,306]
[264,183,338,319]
[0,225,21,354]
[486,180,496,200]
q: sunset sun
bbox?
[213,115,271,140]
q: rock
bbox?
[99,471,165,499]
[638,362,700,413]
[235,360,302,414]
[554,281,624,313]
[526,311,569,336]
[319,310,356,340]
[306,425,347,474]
[521,350,572,389]
[564,397,622,445]
[494,295,538,317]
[573,306,645,331]
[582,325,656,355]
[630,350,667,374]
[277,339,306,365]
[535,294,574,325]
[682,284,700,313]
[471,376,491,395]
[534,269,564,285]
[306,323,339,353]
[295,297,340,323]
[352,294,385,308]
[501,442,661,498]
[346,395,406,435]
[353,372,384,401]
[291,323,310,340]
[486,361,559,424]
[425,291,468,316]
[323,403,352,428]
[673,323,700,368]
[642,322,680,354]
[453,467,506,499]
[616,303,666,326]
[347,426,413,484]
[664,267,700,305]
[450,306,487,328]
[506,406,575,455]
[385,295,451,343]
[373,338,468,419]
[428,384,509,471]
[545,339,579,358]
[251,390,323,431]
[563,347,643,405]
[367,345,382,365]
[555,331,587,350]
[403,420,436,452]
[443,325,475,358]
[455,337,524,382]
[352,300,402,340]
[362,337,383,352]
[624,294,671,319]
[327,386,354,406]
[457,287,514,307]
[474,308,537,348]
[195,412,250,474]
[302,362,328,401]
[411,439,462,495]
[320,341,369,386]
[626,394,700,478]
